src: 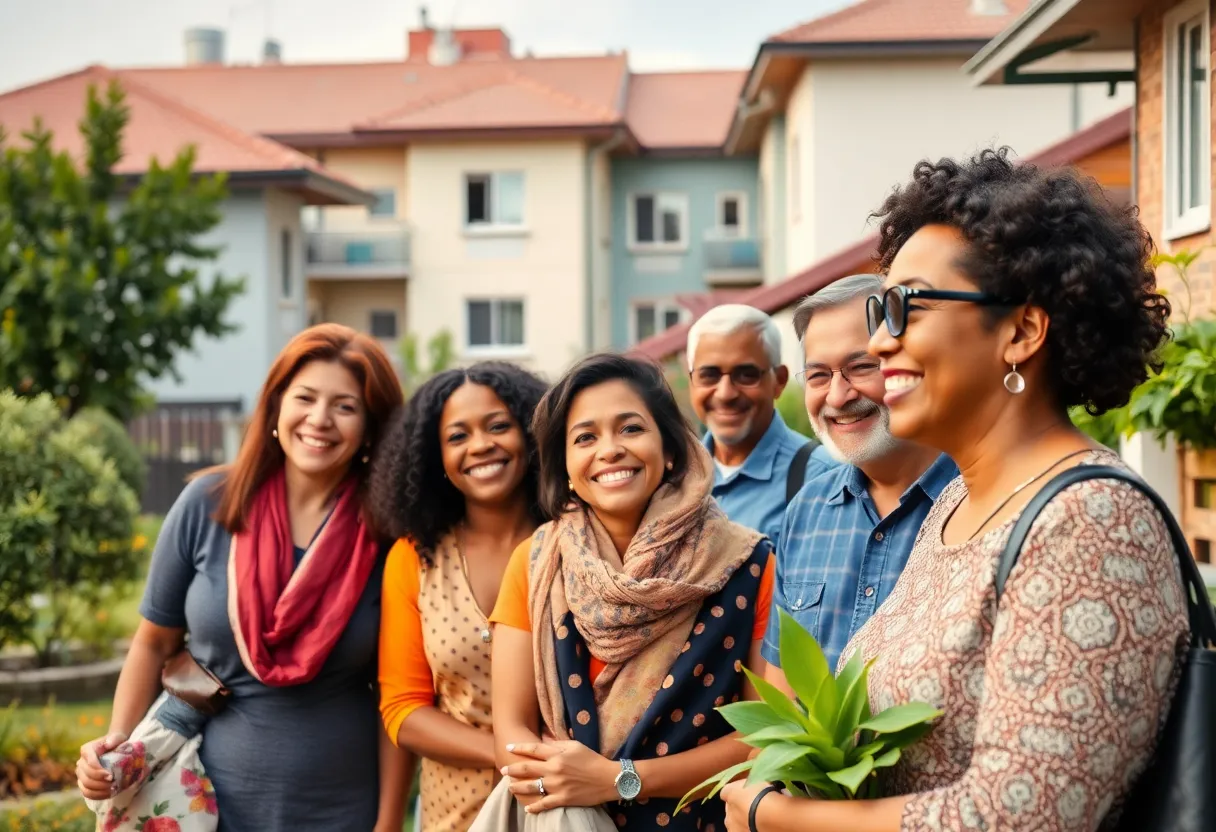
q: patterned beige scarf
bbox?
[527,443,763,756]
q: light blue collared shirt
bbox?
[704,410,837,551]
[762,452,959,670]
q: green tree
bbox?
[0,391,143,663]
[0,81,244,420]
[399,329,455,396]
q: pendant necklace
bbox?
[964,448,1092,541]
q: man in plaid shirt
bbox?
[762,275,957,672]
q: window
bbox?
[632,302,683,343]
[465,172,525,227]
[467,299,525,349]
[629,192,689,249]
[715,192,748,237]
[1164,0,1211,238]
[369,310,398,339]
[280,229,292,299]
[368,188,397,218]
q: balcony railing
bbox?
[703,236,762,285]
[305,225,412,275]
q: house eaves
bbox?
[964,0,1142,87]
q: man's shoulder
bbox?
[787,462,851,511]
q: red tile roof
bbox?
[632,106,1133,361]
[771,0,1032,45]
[624,70,746,150]
[123,54,629,140]
[0,65,367,203]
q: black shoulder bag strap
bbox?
[786,440,818,503]
[994,464,1216,638]
[993,464,1216,832]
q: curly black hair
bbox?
[871,147,1171,415]
[368,361,549,562]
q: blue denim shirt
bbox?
[704,411,837,552]
[762,452,958,671]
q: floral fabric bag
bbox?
[84,693,219,832]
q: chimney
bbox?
[969,0,1008,14]
[262,38,282,64]
[184,27,226,66]
[428,27,463,66]
[419,5,431,30]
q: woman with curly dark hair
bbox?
[372,362,548,832]
[722,149,1190,832]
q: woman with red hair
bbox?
[75,324,414,831]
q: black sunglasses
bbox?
[866,285,1011,338]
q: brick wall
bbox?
[1137,0,1216,561]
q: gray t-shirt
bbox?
[140,473,384,832]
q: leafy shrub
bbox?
[0,391,142,661]
[65,408,147,499]
[776,385,816,440]
[679,611,940,809]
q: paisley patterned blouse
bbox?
[842,451,1190,831]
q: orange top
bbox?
[379,537,498,832]
[488,538,775,684]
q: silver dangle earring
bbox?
[361,447,371,464]
[1003,363,1025,395]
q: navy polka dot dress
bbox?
[554,542,771,831]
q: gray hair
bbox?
[686,304,782,370]
[792,274,884,342]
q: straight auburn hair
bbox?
[201,323,404,535]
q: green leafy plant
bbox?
[1125,318,1216,449]
[0,391,142,662]
[399,329,455,396]
[0,81,243,420]
[677,611,940,811]
[1068,249,1216,451]
[776,384,816,440]
[65,407,148,498]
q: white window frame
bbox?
[627,191,690,252]
[630,301,686,344]
[713,191,748,238]
[465,297,527,355]
[1163,0,1212,239]
[464,171,526,230]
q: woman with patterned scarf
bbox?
[483,353,776,831]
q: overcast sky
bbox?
[0,0,855,92]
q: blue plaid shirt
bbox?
[762,453,958,671]
[705,411,837,552]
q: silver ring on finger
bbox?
[536,778,546,796]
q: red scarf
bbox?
[226,469,378,687]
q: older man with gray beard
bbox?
[761,274,958,672]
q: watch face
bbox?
[617,770,642,801]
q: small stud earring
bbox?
[568,478,574,491]
[272,428,279,438]
[361,453,371,464]
[665,460,673,471]
[1003,363,1025,395]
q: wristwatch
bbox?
[614,759,642,802]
